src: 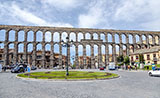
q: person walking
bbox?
[135,65,137,70]
[0,63,2,72]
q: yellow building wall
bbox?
[130,51,160,64]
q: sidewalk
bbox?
[117,69,149,72]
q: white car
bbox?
[148,68,160,76]
[108,62,116,70]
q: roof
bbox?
[131,46,160,55]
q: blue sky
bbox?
[0,0,160,64]
[1,0,160,30]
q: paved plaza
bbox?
[0,69,160,98]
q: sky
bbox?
[0,0,160,64]
[1,0,160,30]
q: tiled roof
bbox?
[131,46,160,54]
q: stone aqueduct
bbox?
[0,25,160,68]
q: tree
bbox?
[117,55,124,63]
[123,56,130,65]
[139,54,144,64]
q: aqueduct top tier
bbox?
[0,25,160,68]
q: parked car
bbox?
[11,65,25,73]
[31,66,37,70]
[99,67,104,70]
[148,68,160,76]
[108,62,116,70]
[2,64,17,70]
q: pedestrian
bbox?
[27,65,30,72]
[135,65,137,70]
[147,66,149,70]
[0,63,2,72]
[128,65,131,71]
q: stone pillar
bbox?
[91,32,93,40]
[91,44,95,68]
[76,33,78,42]
[75,45,79,69]
[146,34,149,48]
[59,44,62,68]
[32,31,36,66]
[119,44,123,56]
[98,33,100,40]
[23,30,28,63]
[42,32,45,68]
[50,33,54,68]
[133,34,136,51]
[119,34,123,55]
[59,33,62,68]
[13,30,18,64]
[32,43,36,66]
[126,35,130,56]
[105,33,109,66]
[152,35,155,45]
[4,30,9,66]
[112,44,116,63]
[139,35,142,44]
[83,45,86,68]
[126,45,130,56]
[83,32,85,39]
[98,44,102,67]
[105,44,109,67]
[112,34,116,62]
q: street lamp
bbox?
[61,37,73,76]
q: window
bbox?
[154,61,157,64]
[153,54,156,58]
[131,56,133,61]
[147,55,150,60]
[37,55,42,59]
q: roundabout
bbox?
[1,69,160,98]
[17,71,119,80]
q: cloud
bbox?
[12,5,48,25]
[78,1,103,28]
[1,0,160,31]
[41,0,83,10]
[113,0,160,30]
[78,7,104,28]
[12,4,73,27]
[114,0,149,22]
[0,2,73,27]
[78,0,114,29]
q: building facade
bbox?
[0,25,160,68]
[130,46,160,64]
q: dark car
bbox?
[31,66,37,70]
[2,63,20,71]
[2,64,16,70]
[11,64,26,73]
[99,66,105,70]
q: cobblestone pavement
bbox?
[0,69,160,98]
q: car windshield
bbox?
[14,66,19,69]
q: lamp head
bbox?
[61,40,64,44]
[71,40,73,43]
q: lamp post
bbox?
[61,37,73,76]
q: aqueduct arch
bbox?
[0,25,160,68]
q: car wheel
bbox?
[149,72,152,76]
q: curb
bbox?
[16,73,120,82]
